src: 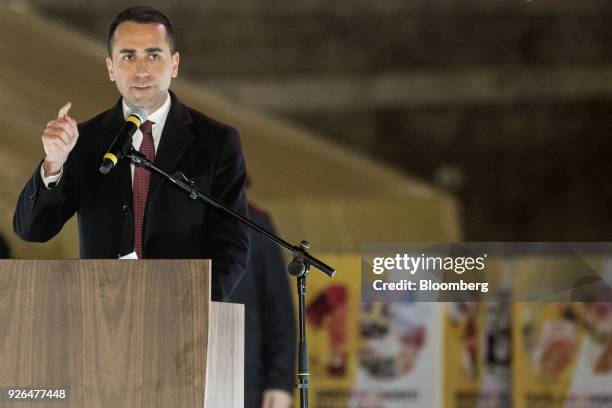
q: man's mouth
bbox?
[132,85,153,91]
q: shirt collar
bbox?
[121,91,172,127]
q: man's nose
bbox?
[134,59,150,77]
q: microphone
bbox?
[98,106,148,174]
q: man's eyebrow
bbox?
[117,48,163,54]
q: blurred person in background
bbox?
[231,201,296,408]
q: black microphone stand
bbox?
[126,147,335,408]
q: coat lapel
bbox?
[147,92,194,202]
[98,93,194,222]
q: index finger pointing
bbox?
[57,102,71,119]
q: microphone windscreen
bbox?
[126,106,148,124]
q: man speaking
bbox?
[13,6,250,301]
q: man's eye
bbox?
[150,54,160,60]
[122,54,134,61]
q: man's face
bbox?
[106,22,180,113]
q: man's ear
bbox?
[171,52,180,78]
[106,58,115,82]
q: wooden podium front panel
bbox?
[0,260,210,408]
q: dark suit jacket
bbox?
[14,91,250,301]
[230,204,296,408]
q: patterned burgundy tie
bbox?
[133,120,155,259]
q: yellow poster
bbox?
[513,302,612,408]
[297,254,442,407]
[443,301,512,408]
[443,258,512,408]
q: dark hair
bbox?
[107,6,176,56]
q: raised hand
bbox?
[41,102,79,176]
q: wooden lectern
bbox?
[0,260,243,408]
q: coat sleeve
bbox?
[203,127,251,301]
[13,159,79,243]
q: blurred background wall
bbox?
[15,0,612,241]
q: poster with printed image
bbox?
[352,301,441,408]
[298,255,442,408]
[443,301,512,408]
[513,302,612,408]
[443,259,512,408]
[512,256,612,408]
